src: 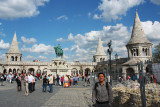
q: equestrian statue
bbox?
[54,44,63,58]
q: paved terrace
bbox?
[0,80,92,107]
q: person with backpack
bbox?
[92,73,113,107]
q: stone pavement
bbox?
[0,80,93,107]
[42,88,92,107]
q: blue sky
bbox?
[0,0,160,62]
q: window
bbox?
[11,56,14,61]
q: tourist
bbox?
[24,73,29,96]
[60,76,64,87]
[92,73,113,107]
[0,74,4,86]
[69,76,72,86]
[74,76,78,86]
[8,74,13,83]
[28,73,34,93]
[32,75,36,91]
[16,75,22,91]
[49,74,53,93]
[43,75,48,92]
[56,74,60,86]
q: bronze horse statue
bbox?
[54,44,63,58]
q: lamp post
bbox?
[115,53,118,82]
[107,40,112,85]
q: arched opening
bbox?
[17,69,21,73]
[85,68,90,77]
[11,56,14,61]
[136,49,138,56]
[3,69,7,74]
[22,69,26,74]
[71,68,78,76]
[9,69,12,73]
[28,68,35,74]
[43,68,48,75]
[126,68,135,80]
[13,69,16,74]
[15,56,18,61]
[133,49,136,56]
[20,56,22,61]
[100,58,103,62]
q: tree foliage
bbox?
[153,43,160,62]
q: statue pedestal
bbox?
[48,58,70,76]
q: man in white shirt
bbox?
[28,73,33,93]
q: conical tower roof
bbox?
[94,36,106,56]
[7,32,21,54]
[127,10,151,45]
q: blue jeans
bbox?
[43,83,47,92]
[49,84,53,93]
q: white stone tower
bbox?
[6,32,22,62]
[93,36,107,62]
[126,10,152,62]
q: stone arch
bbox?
[71,68,78,76]
[3,69,7,74]
[11,56,14,61]
[13,68,16,74]
[28,68,35,74]
[22,69,26,74]
[15,56,18,61]
[17,69,21,73]
[126,68,135,80]
[9,69,12,73]
[43,68,48,74]
[85,68,91,76]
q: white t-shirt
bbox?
[28,75,34,83]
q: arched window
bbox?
[136,49,138,56]
[11,56,14,61]
[133,49,136,56]
[145,48,147,56]
[15,56,18,61]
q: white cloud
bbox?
[93,14,102,19]
[0,0,50,19]
[63,48,69,52]
[21,36,37,44]
[21,43,54,54]
[57,15,68,21]
[88,12,91,17]
[0,22,2,25]
[56,38,65,42]
[0,40,10,50]
[39,55,47,59]
[56,33,74,42]
[142,21,160,46]
[95,0,144,21]
[65,24,130,61]
[150,0,160,5]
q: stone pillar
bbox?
[139,46,142,56]
[128,48,132,58]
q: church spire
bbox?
[94,36,106,56]
[7,32,21,54]
[127,10,151,45]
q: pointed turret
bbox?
[127,10,151,45]
[94,36,106,56]
[7,32,21,54]
[126,10,152,62]
[6,32,22,62]
[93,36,107,62]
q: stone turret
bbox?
[126,10,152,62]
[6,32,22,62]
[93,36,107,62]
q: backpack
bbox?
[95,82,109,96]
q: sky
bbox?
[0,0,160,62]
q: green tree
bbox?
[153,43,160,62]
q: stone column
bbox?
[139,46,142,56]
